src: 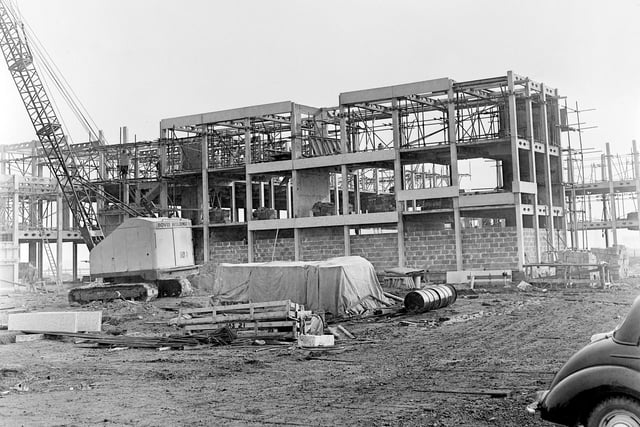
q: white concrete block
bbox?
[15,333,45,342]
[297,334,334,347]
[8,311,102,333]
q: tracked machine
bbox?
[0,1,197,303]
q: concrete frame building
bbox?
[1,71,581,285]
[158,71,566,273]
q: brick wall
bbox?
[351,232,398,271]
[195,220,530,276]
[300,227,345,261]
[461,226,519,270]
[254,238,295,262]
[404,221,457,271]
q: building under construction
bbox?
[2,70,638,288]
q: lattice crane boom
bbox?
[0,1,144,250]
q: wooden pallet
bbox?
[178,300,306,338]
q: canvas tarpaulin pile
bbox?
[212,256,392,316]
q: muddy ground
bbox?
[1,278,639,427]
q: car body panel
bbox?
[529,294,640,425]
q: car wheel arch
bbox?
[541,366,640,424]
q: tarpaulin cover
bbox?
[212,256,391,315]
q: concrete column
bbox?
[342,164,350,257]
[269,179,276,210]
[245,119,254,262]
[507,72,525,270]
[158,143,169,216]
[56,189,63,288]
[201,127,210,263]
[290,105,301,261]
[524,82,541,261]
[12,176,18,287]
[72,242,78,282]
[447,85,463,270]
[392,99,405,267]
[606,143,618,246]
[601,154,610,247]
[231,182,238,222]
[539,84,556,251]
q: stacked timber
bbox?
[177,300,309,339]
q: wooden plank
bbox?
[180,310,295,326]
[413,388,515,398]
[235,330,296,338]
[185,321,297,332]
[181,300,294,316]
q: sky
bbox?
[2,0,640,251]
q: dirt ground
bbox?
[1,278,639,427]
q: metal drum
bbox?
[403,284,457,313]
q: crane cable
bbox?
[6,0,104,147]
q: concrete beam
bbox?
[161,101,294,131]
[459,192,515,208]
[397,186,459,201]
[247,211,399,231]
[340,78,451,105]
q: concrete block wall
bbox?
[523,228,538,264]
[404,221,457,271]
[195,219,529,282]
[461,226,519,270]
[351,233,398,271]
[300,227,344,261]
[254,238,295,262]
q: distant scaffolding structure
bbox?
[564,137,640,249]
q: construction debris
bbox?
[44,327,235,349]
[177,300,308,340]
[523,262,609,287]
[516,281,533,291]
[383,267,424,289]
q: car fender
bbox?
[541,365,640,423]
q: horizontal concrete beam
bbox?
[458,192,515,208]
[397,186,459,201]
[248,211,399,231]
[568,219,638,231]
[161,101,294,131]
[340,78,451,105]
[294,149,396,170]
[246,160,293,175]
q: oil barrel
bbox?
[403,284,457,313]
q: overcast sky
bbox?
[1,0,638,151]
[2,0,640,254]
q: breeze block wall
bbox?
[404,218,457,271]
[350,232,398,272]
[461,226,519,270]
[300,227,344,261]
